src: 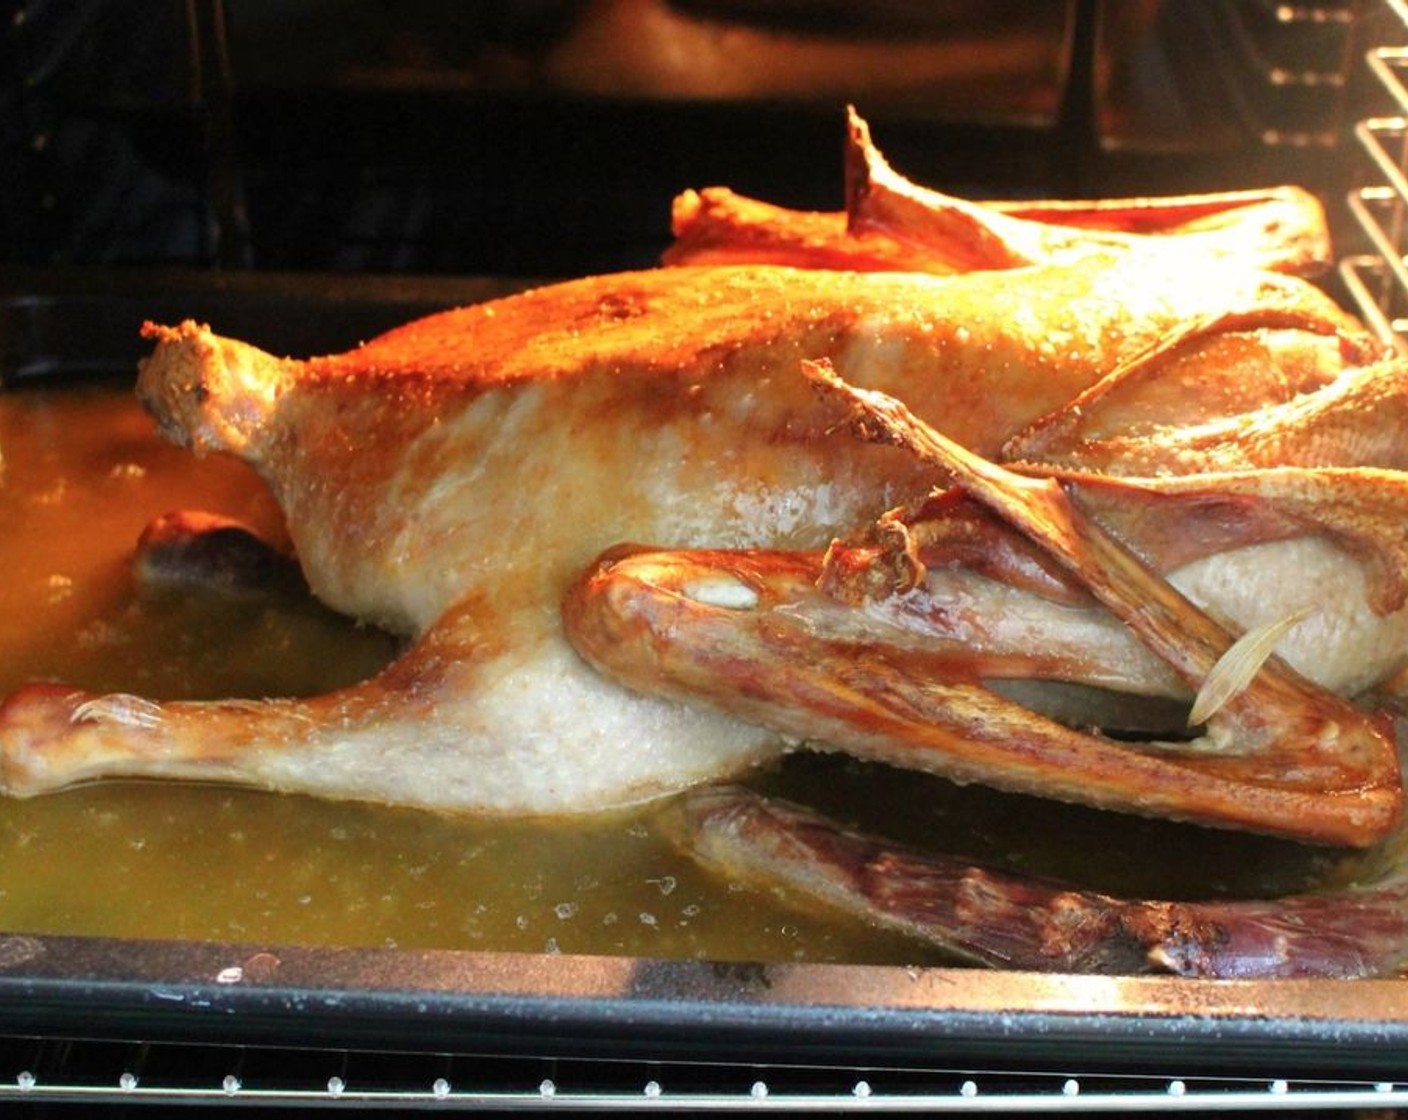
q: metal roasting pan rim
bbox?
[3,930,1408,1075]
[5,267,1408,1079]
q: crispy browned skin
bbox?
[665,108,1332,276]
[130,257,1369,636]
[1006,357,1408,474]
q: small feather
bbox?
[1188,608,1312,727]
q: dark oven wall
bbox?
[0,0,1372,278]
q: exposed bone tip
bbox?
[680,576,760,611]
[136,318,291,459]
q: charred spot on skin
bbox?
[594,293,647,322]
[1133,906,1230,977]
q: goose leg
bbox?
[0,594,777,813]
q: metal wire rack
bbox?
[1342,0,1408,349]
[0,1036,1404,1113]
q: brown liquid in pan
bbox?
[0,380,1340,962]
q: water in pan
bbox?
[0,379,1339,962]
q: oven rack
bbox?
[1193,0,1358,150]
[1344,0,1408,347]
[0,1036,1404,1114]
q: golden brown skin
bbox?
[3,256,1366,812]
[666,108,1333,276]
[132,257,1371,635]
[1007,357,1408,474]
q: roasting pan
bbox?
[5,265,1408,1112]
[6,0,1408,1112]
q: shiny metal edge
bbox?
[0,932,1406,1075]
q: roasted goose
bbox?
[0,252,1373,814]
[1,111,1404,976]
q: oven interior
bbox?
[1,0,1374,280]
[6,0,1408,1112]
